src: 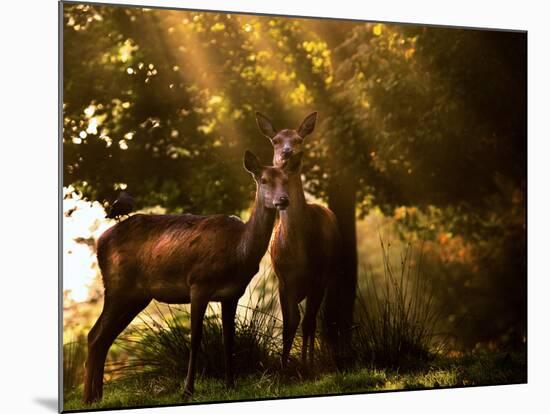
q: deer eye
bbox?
[260,177,268,185]
[272,138,281,145]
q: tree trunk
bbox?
[323,166,358,367]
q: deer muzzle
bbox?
[274,195,289,210]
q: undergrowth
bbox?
[353,239,443,369]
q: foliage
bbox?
[64,5,525,214]
[63,4,331,212]
[321,24,526,214]
[354,240,442,368]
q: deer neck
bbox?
[240,193,276,263]
[278,174,308,233]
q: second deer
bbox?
[256,112,342,367]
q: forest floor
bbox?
[63,351,526,412]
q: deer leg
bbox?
[301,326,309,366]
[301,310,311,365]
[83,296,150,404]
[280,288,300,369]
[182,290,209,400]
[83,307,107,404]
[301,306,311,365]
[222,299,238,389]
[302,290,323,366]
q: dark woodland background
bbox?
[62,3,526,408]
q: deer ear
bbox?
[285,152,303,174]
[255,112,277,139]
[297,112,317,138]
[244,150,262,177]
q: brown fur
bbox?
[256,111,341,366]
[97,214,262,303]
[271,174,341,366]
[83,152,297,403]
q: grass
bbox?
[353,239,442,369]
[63,336,87,394]
[63,350,526,411]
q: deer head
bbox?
[255,112,317,168]
[244,150,302,210]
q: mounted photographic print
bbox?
[60,1,527,411]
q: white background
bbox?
[1,0,548,412]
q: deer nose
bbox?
[275,196,289,210]
[281,148,293,158]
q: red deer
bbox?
[83,150,302,403]
[255,112,341,367]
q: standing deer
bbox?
[83,150,301,403]
[255,112,341,367]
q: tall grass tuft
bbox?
[107,270,283,388]
[354,238,443,368]
[63,337,87,393]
